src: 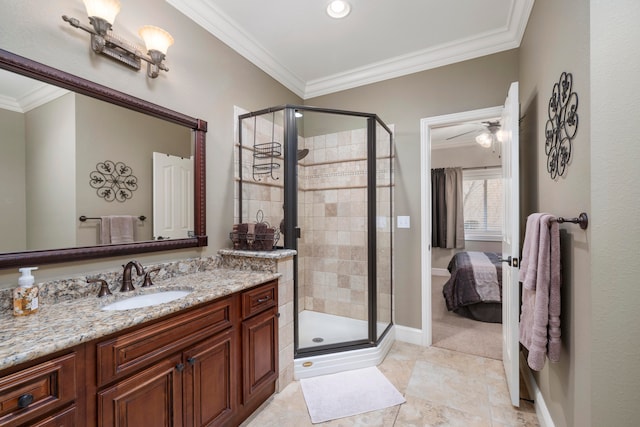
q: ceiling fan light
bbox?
[475,132,493,148]
[327,1,351,19]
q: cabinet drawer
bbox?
[0,353,76,427]
[97,296,234,387]
[241,281,277,320]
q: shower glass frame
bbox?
[237,104,393,358]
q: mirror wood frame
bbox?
[0,48,207,269]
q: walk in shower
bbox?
[235,105,393,377]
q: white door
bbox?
[501,82,520,407]
[153,152,193,240]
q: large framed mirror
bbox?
[0,48,207,269]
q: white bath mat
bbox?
[300,366,405,423]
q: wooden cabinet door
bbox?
[97,354,183,427]
[30,405,77,427]
[241,309,278,404]
[183,329,236,427]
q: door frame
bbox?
[419,105,504,346]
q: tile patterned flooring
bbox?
[243,341,540,426]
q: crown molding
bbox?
[305,0,534,98]
[167,0,306,98]
[0,94,20,112]
[0,84,69,113]
[20,85,70,112]
[167,0,534,99]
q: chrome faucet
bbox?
[121,260,144,292]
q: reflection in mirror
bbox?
[0,48,206,269]
[0,69,193,253]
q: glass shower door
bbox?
[375,120,393,339]
[294,109,370,351]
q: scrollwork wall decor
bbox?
[545,72,579,179]
[89,160,138,202]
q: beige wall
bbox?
[0,0,300,285]
[0,109,26,252]
[518,0,591,426]
[26,93,77,250]
[590,1,640,425]
[306,50,519,329]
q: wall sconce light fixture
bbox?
[62,0,174,78]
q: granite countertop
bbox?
[0,268,280,371]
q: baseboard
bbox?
[519,352,555,427]
[394,325,424,346]
[431,268,450,277]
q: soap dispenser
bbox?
[13,267,39,316]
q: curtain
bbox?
[431,169,446,247]
[432,167,465,249]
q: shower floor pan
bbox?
[295,310,394,379]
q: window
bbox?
[463,167,503,241]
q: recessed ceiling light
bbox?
[326,0,351,19]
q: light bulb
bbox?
[475,133,493,148]
[327,1,351,18]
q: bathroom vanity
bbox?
[0,271,279,427]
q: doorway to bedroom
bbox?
[422,106,505,360]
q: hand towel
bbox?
[519,213,544,290]
[519,213,562,371]
[99,216,112,244]
[100,215,136,244]
[547,217,562,363]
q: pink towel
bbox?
[519,213,562,371]
[100,215,136,244]
[519,213,544,290]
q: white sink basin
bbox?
[102,290,191,311]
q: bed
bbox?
[442,251,503,323]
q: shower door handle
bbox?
[296,227,301,238]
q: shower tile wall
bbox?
[298,128,369,321]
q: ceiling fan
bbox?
[446,120,502,144]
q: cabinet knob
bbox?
[257,296,271,303]
[17,393,34,408]
[187,357,197,365]
[175,363,185,372]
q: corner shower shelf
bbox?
[252,113,282,181]
[252,142,281,180]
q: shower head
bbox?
[297,149,309,160]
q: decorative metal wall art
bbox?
[89,160,138,202]
[545,72,579,179]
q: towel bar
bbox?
[79,215,146,222]
[552,212,588,229]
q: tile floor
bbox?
[243,341,540,426]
